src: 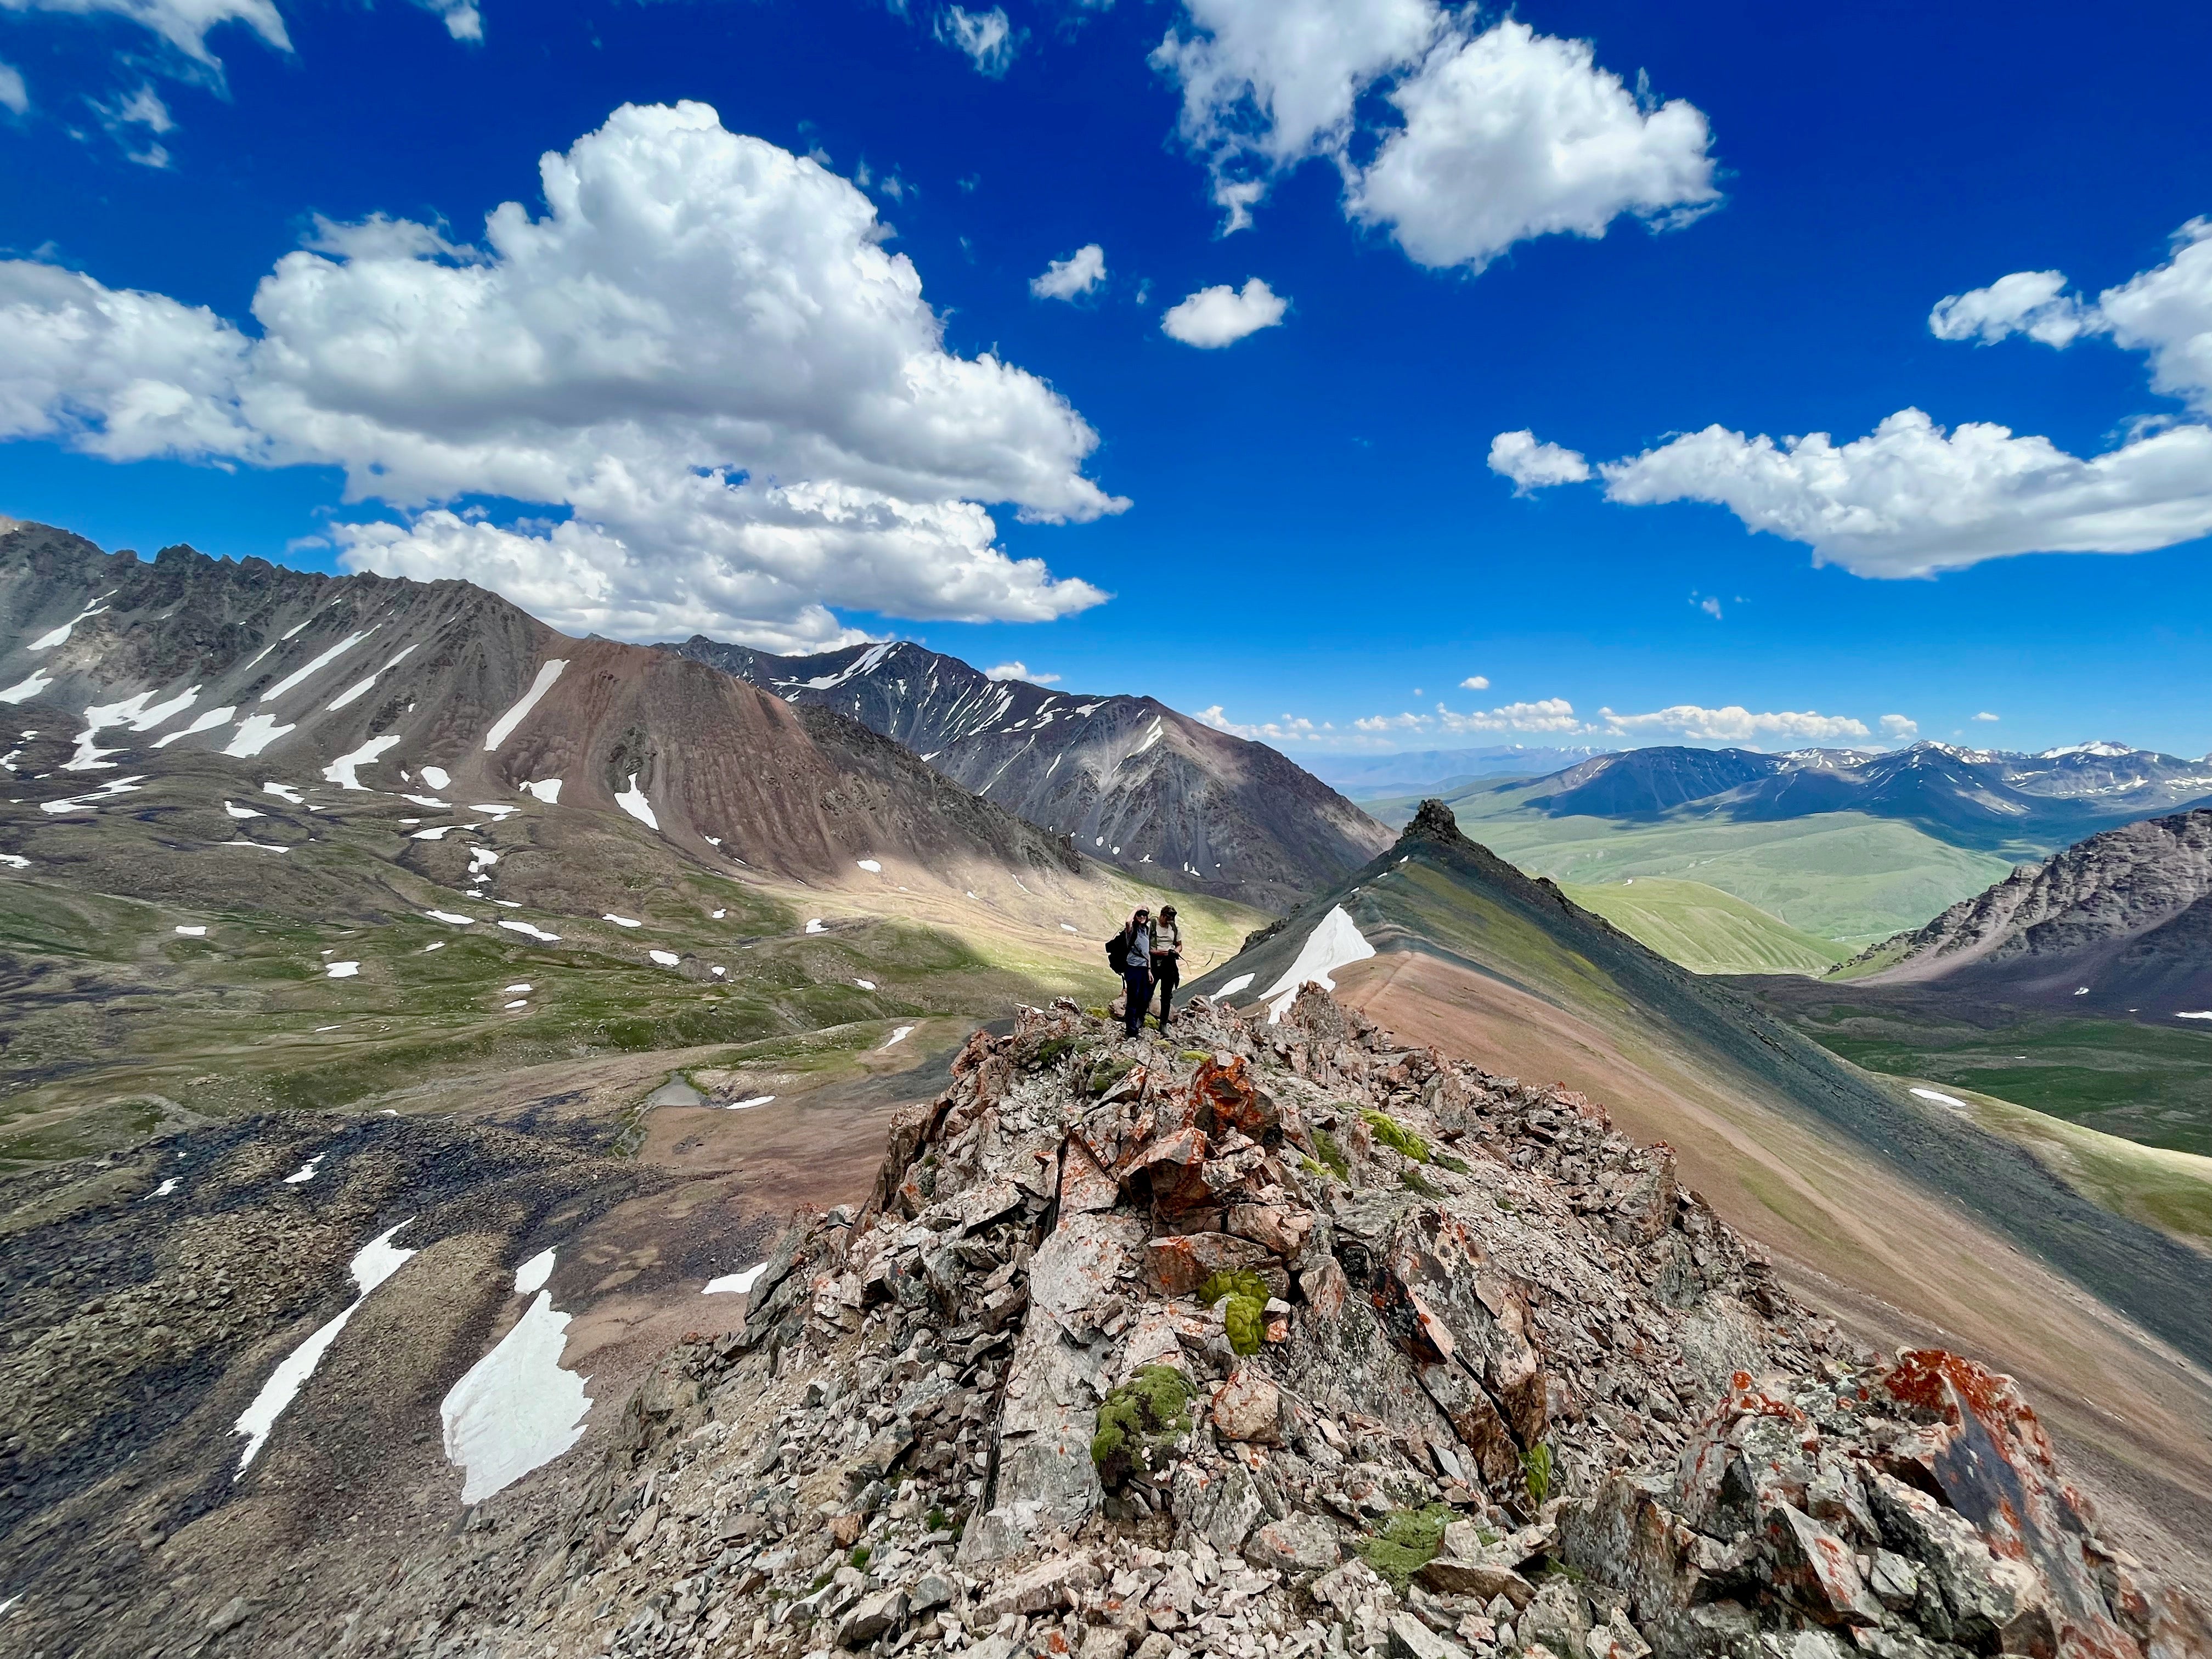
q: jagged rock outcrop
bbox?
[286,988,2207,1659]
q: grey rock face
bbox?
[663,635,1392,910]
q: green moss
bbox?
[1355,1504,1455,1592]
[1401,1167,1441,1199]
[849,1545,871,1570]
[1222,1296,1266,1355]
[1179,1049,1211,1064]
[1311,1128,1352,1181]
[925,1507,947,1532]
[1434,1152,1471,1176]
[1199,1269,1271,1306]
[1299,1155,1336,1184]
[1091,1365,1195,1487]
[1086,1056,1136,1097]
[1362,1109,1430,1164]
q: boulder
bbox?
[1210,1366,1282,1444]
[1245,1514,1342,1579]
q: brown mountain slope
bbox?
[0,521,1080,896]
[663,635,1391,911]
[1846,808,2212,1015]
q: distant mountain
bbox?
[662,636,1390,911]
[1303,744,1604,797]
[1847,806,2212,1014]
[1437,740,2212,854]
[1180,802,2212,1525]
[0,521,1082,904]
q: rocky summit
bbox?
[178,988,2210,1659]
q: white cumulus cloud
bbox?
[1595,410,2212,578]
[1161,278,1286,348]
[935,5,1019,76]
[1933,218,2212,417]
[2,0,290,66]
[1488,429,1590,492]
[1929,269,2091,349]
[0,102,1124,646]
[1458,674,1488,691]
[1193,705,1329,743]
[0,60,30,115]
[1031,244,1106,302]
[1598,704,1869,743]
[983,661,1058,684]
[1973,711,2000,722]
[1879,714,1918,740]
[1345,19,1719,272]
[1153,0,1719,268]
[1358,697,1582,736]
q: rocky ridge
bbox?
[661,636,1391,911]
[1844,808,2212,1010]
[245,988,2210,1659]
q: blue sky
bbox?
[2,0,2210,757]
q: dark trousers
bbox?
[1122,969,1152,1036]
[1153,958,1181,1022]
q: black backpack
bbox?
[1105,927,1130,973]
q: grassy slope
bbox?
[1746,977,2212,1158]
[1365,787,2015,948]
[1561,877,1848,975]
[0,770,1265,1169]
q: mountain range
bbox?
[1305,743,1606,796]
[662,635,1391,911]
[1476,741,2212,851]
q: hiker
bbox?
[1118,906,1153,1038]
[1151,904,1183,1028]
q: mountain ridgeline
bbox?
[1513,742,2212,852]
[662,636,1392,911]
[0,521,1081,899]
[1846,805,2212,1012]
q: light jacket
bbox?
[1124,923,1153,971]
[1153,920,1182,962]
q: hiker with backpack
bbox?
[1150,904,1183,1028]
[1110,907,1153,1038]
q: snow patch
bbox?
[2175,1011,2212,1021]
[175,924,207,936]
[421,941,445,953]
[28,598,109,651]
[1216,973,1255,998]
[499,919,562,943]
[1261,907,1376,1024]
[222,838,289,852]
[649,949,681,967]
[1,668,55,704]
[224,801,261,819]
[504,983,532,994]
[326,644,419,712]
[323,733,403,791]
[805,918,826,934]
[154,705,236,748]
[420,766,452,791]
[423,910,475,926]
[0,853,30,868]
[1060,923,1079,934]
[410,825,457,840]
[603,913,642,928]
[263,781,304,804]
[514,1249,556,1296]
[614,775,658,830]
[703,1263,766,1296]
[856,859,882,873]
[223,714,295,758]
[521,777,561,803]
[482,659,567,751]
[150,1177,179,1198]
[326,961,360,979]
[855,978,876,990]
[439,1290,591,1504]
[881,1025,915,1050]
[233,1220,415,1473]
[261,629,375,704]
[285,1153,326,1183]
[40,775,146,812]
[1910,1087,1969,1110]
[725,1094,775,1111]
